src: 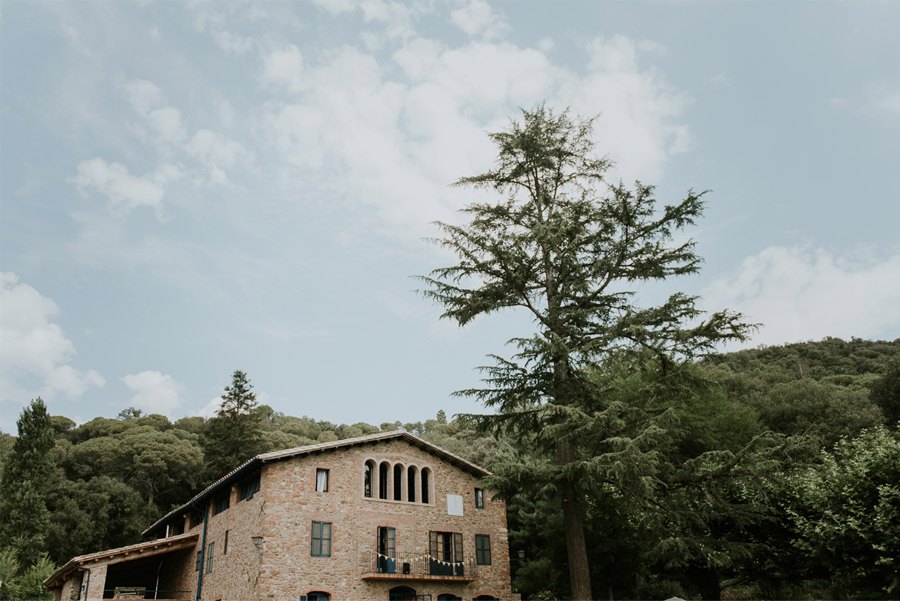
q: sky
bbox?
[1,0,899,433]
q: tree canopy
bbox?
[422,106,751,599]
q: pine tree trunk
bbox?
[558,439,593,600]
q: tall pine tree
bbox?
[423,106,751,599]
[202,370,264,481]
[0,399,56,568]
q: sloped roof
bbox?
[44,531,199,589]
[142,430,490,537]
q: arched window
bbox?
[437,595,462,601]
[421,467,431,504]
[473,596,498,600]
[307,592,330,601]
[407,466,417,503]
[393,463,404,501]
[379,461,390,499]
[364,460,375,498]
[388,585,416,600]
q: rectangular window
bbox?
[213,492,230,515]
[475,488,484,509]
[316,468,329,492]
[240,473,261,501]
[475,534,491,565]
[428,531,464,576]
[223,530,229,556]
[189,509,203,529]
[206,542,215,573]
[311,521,332,557]
[377,526,396,573]
[195,550,202,572]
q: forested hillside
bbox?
[0,338,897,600]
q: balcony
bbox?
[359,551,478,582]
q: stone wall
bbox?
[255,438,513,600]
[193,475,267,601]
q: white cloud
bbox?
[119,78,252,187]
[73,158,181,217]
[123,79,186,145]
[309,0,356,15]
[564,35,690,181]
[450,0,506,39]
[703,246,900,347]
[196,396,223,419]
[185,129,253,186]
[261,33,689,236]
[212,29,255,54]
[309,0,425,38]
[262,43,305,92]
[0,272,105,403]
[122,370,186,416]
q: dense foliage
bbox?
[0,337,896,600]
[422,107,750,600]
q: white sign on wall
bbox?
[447,493,464,516]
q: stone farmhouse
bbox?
[45,430,516,601]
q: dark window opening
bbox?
[189,509,203,530]
[407,466,417,503]
[213,492,230,515]
[223,530,229,555]
[393,464,403,501]
[428,531,463,576]
[421,468,431,504]
[475,534,491,565]
[379,462,389,499]
[316,468,329,492]
[365,460,375,498]
[311,521,332,557]
[377,526,397,573]
[437,595,462,601]
[307,591,330,601]
[389,586,417,601]
[240,472,261,501]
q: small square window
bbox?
[316,468,329,493]
[475,488,484,509]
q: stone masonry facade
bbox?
[46,431,516,601]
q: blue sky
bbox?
[2,0,899,432]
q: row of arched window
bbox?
[364,460,432,504]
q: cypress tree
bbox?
[0,399,56,568]
[202,371,264,480]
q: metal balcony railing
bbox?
[359,551,478,581]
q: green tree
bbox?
[0,552,54,601]
[870,360,900,425]
[422,106,750,599]
[0,399,56,568]
[45,476,145,564]
[788,427,900,598]
[202,370,264,480]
